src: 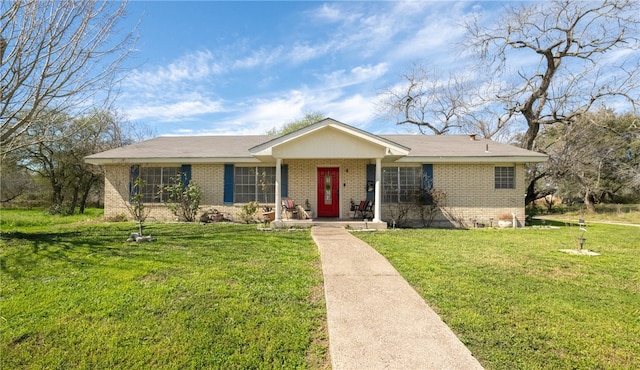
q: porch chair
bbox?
[353,200,373,220]
[282,199,298,219]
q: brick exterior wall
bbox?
[102,161,527,227]
[191,164,225,205]
[103,165,132,219]
[103,164,237,222]
[432,163,526,227]
[103,165,174,221]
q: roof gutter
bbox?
[394,155,548,164]
[84,157,262,165]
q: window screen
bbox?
[495,166,515,189]
[234,167,276,203]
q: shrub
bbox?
[238,201,259,224]
[162,176,202,222]
[106,212,128,222]
[418,188,448,227]
[125,178,150,235]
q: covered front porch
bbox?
[249,119,410,229]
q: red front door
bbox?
[317,167,340,217]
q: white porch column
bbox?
[373,157,382,222]
[275,158,282,221]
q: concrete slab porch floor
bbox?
[311,226,484,370]
[271,218,387,230]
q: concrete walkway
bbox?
[311,226,484,370]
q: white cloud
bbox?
[117,1,523,137]
[311,3,360,23]
[391,1,432,15]
[248,92,307,124]
[319,63,389,89]
[217,90,309,134]
[601,46,640,65]
[314,3,341,22]
[298,3,400,60]
[126,97,224,122]
[323,94,377,128]
[289,43,330,64]
[195,86,372,135]
[391,16,467,62]
[127,50,222,89]
[233,47,283,69]
[120,50,230,125]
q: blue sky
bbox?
[116,1,498,136]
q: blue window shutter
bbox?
[366,164,375,200]
[129,165,140,200]
[281,164,289,198]
[223,164,234,204]
[181,164,192,188]
[422,164,433,205]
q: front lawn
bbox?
[1,209,328,369]
[3,207,638,369]
[356,224,640,369]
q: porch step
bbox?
[271,219,387,230]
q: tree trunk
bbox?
[522,121,542,203]
[525,175,538,205]
[51,180,64,214]
[583,188,595,212]
[78,176,97,214]
[68,186,79,215]
[520,121,540,151]
[79,188,90,214]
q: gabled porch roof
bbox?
[249,118,410,161]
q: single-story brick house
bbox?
[85,118,547,228]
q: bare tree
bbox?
[378,64,472,135]
[378,62,518,139]
[16,109,133,214]
[0,158,36,204]
[1,0,137,157]
[459,0,640,204]
[465,0,640,151]
[381,1,639,147]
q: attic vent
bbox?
[469,134,477,141]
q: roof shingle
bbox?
[85,134,546,164]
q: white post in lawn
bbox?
[373,157,381,222]
[275,158,282,221]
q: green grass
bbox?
[356,224,640,369]
[1,210,329,369]
[4,207,638,369]
[0,207,105,229]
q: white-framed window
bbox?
[234,166,276,203]
[138,166,180,203]
[382,167,422,203]
[495,166,515,189]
